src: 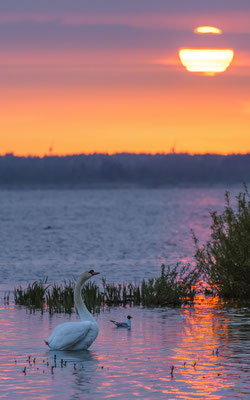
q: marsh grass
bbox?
[14,264,197,313]
[46,281,75,314]
[141,264,197,306]
[82,282,104,313]
[14,280,103,314]
[14,279,49,310]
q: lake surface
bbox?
[1,186,250,399]
[1,297,250,399]
[0,186,242,287]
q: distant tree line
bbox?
[0,153,250,186]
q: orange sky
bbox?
[1,4,250,156]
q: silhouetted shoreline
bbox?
[1,153,250,186]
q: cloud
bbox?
[0,11,250,33]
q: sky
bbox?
[1,0,250,156]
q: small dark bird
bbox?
[110,315,132,328]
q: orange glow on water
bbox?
[194,26,222,35]
[179,48,234,75]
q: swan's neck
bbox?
[127,319,131,328]
[74,276,96,323]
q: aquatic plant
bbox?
[14,264,197,313]
[141,264,197,306]
[82,281,104,313]
[14,279,49,309]
[3,292,10,305]
[46,281,75,314]
[101,280,141,305]
[193,184,250,298]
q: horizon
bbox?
[2,151,250,158]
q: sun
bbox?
[194,26,222,35]
[179,49,234,76]
[179,26,234,76]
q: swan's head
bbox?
[79,270,100,283]
[86,269,100,278]
[88,269,100,276]
[127,315,132,320]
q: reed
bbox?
[14,278,49,310]
[45,281,75,314]
[141,264,197,306]
[14,264,197,313]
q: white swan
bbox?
[45,270,100,351]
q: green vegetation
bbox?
[14,265,197,313]
[193,184,250,299]
[14,280,102,314]
[14,279,49,310]
[140,264,197,306]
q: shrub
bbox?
[193,184,250,298]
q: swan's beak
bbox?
[91,271,100,275]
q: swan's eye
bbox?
[88,269,94,275]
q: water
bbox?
[1,186,250,399]
[1,298,250,399]
[0,186,240,286]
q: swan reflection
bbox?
[48,349,98,365]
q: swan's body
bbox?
[110,315,132,329]
[45,270,99,351]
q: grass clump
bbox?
[14,279,49,309]
[102,280,141,305]
[102,264,197,307]
[82,282,104,313]
[141,264,197,306]
[14,264,197,313]
[46,281,74,314]
[193,184,250,299]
